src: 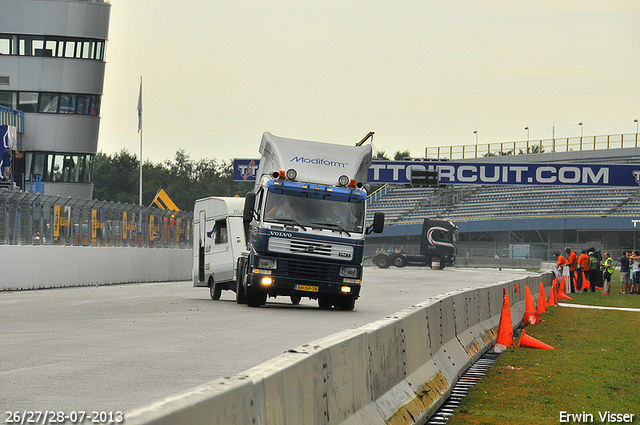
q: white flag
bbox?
[137,77,142,132]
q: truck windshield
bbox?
[264,190,365,234]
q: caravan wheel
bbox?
[209,277,222,300]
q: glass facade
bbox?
[24,152,95,183]
[0,91,101,116]
[0,33,106,60]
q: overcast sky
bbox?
[98,0,640,164]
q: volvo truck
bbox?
[373,218,457,269]
[236,132,384,310]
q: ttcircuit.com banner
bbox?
[233,159,640,187]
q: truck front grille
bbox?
[278,258,341,282]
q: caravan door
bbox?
[207,218,234,283]
[197,210,206,282]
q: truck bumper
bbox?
[247,273,361,299]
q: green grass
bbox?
[447,272,640,425]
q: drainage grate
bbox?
[425,350,501,424]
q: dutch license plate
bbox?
[295,284,319,292]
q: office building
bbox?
[0,0,111,199]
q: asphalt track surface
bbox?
[2,267,536,416]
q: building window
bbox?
[0,33,105,61]
[18,92,38,112]
[0,91,101,116]
[0,91,16,109]
[24,152,95,183]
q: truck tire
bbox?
[374,254,391,269]
[391,254,408,267]
[235,259,247,304]
[246,287,266,307]
[209,277,222,300]
[290,296,301,305]
[336,297,356,311]
[318,297,333,310]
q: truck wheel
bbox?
[235,260,246,304]
[392,254,408,267]
[318,297,333,310]
[290,296,301,305]
[246,287,266,307]
[374,254,391,269]
[209,277,222,300]
[336,297,355,311]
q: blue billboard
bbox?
[234,159,640,187]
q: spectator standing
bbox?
[554,251,567,291]
[601,252,614,295]
[565,247,578,293]
[588,251,600,293]
[619,251,631,294]
[577,249,590,292]
[630,251,640,295]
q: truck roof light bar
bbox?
[348,179,357,189]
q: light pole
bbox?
[635,119,638,145]
[473,130,478,158]
[578,122,583,138]
[525,126,529,142]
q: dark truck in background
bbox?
[373,219,457,269]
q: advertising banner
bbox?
[233,159,640,187]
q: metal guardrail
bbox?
[0,189,192,248]
[425,133,640,160]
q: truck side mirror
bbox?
[243,192,256,223]
[367,211,384,234]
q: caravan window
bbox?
[214,219,228,244]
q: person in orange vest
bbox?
[577,249,591,292]
[554,251,567,288]
[564,247,578,293]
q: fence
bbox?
[425,133,640,160]
[0,189,193,248]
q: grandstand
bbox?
[366,146,640,260]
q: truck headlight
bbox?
[257,257,277,269]
[340,266,358,278]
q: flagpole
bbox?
[138,77,143,206]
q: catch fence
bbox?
[0,189,192,248]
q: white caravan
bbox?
[192,197,246,299]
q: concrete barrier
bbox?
[0,245,191,290]
[123,272,554,425]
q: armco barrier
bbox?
[123,272,553,425]
[0,246,191,290]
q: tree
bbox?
[374,150,390,160]
[93,149,252,211]
[394,150,411,160]
[93,150,139,204]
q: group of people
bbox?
[375,247,405,256]
[554,247,640,295]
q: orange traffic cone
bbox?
[557,278,572,300]
[548,283,559,307]
[537,282,548,314]
[518,329,554,350]
[523,285,539,325]
[495,289,514,350]
[557,291,572,300]
[580,271,590,291]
